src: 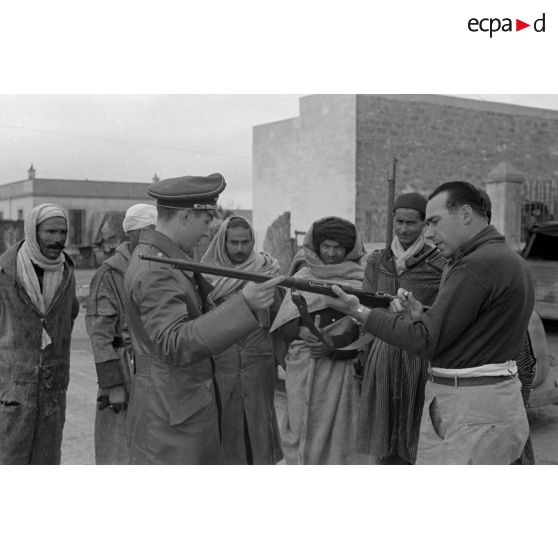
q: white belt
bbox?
[430,360,517,379]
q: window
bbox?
[17,209,23,220]
[68,209,86,246]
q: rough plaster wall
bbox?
[355,95,558,242]
[0,220,24,254]
[262,211,295,275]
[253,95,356,249]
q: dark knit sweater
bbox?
[363,226,534,368]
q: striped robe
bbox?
[512,333,536,465]
[356,246,446,463]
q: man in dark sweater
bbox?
[329,181,534,464]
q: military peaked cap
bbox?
[148,173,226,209]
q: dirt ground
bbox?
[62,270,558,465]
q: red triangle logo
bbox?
[516,19,530,31]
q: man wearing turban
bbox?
[0,203,79,464]
[270,216,371,464]
[201,216,283,464]
[85,203,157,464]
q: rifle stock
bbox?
[139,255,394,309]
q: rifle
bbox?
[385,157,398,250]
[139,255,394,309]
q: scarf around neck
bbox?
[16,204,68,349]
[391,232,430,275]
[270,218,365,333]
[201,216,280,303]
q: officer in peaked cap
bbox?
[123,172,284,465]
[144,173,227,258]
[148,173,226,210]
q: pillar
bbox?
[484,162,524,251]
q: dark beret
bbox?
[148,173,226,209]
[393,192,427,217]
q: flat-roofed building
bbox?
[0,165,155,255]
[252,94,558,248]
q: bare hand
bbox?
[242,276,285,311]
[301,315,335,358]
[327,285,360,317]
[108,385,128,414]
[299,326,316,343]
[390,288,424,320]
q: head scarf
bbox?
[122,203,157,233]
[302,216,365,280]
[270,217,365,334]
[16,203,69,348]
[312,217,357,255]
[201,216,280,304]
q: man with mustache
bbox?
[0,203,79,464]
[270,216,371,464]
[357,193,446,465]
[201,216,283,464]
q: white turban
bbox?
[18,203,69,349]
[35,204,68,227]
[122,204,157,233]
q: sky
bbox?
[2,94,558,209]
[0,94,301,208]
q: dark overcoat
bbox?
[0,241,79,464]
[123,229,261,464]
[86,242,133,464]
[213,320,283,465]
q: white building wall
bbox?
[0,195,154,221]
[0,196,36,220]
[252,95,357,249]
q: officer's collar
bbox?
[139,228,195,277]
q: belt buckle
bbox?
[453,376,459,388]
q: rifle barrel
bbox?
[139,255,394,309]
[140,255,277,283]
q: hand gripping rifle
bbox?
[139,255,394,309]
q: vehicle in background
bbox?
[522,222,558,407]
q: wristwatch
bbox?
[354,304,369,323]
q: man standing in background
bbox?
[357,193,446,464]
[86,203,157,464]
[0,203,79,464]
[201,216,283,464]
[270,217,369,464]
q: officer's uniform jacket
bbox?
[123,228,261,464]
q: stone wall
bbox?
[355,94,558,242]
[263,211,296,274]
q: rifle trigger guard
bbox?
[291,289,324,341]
